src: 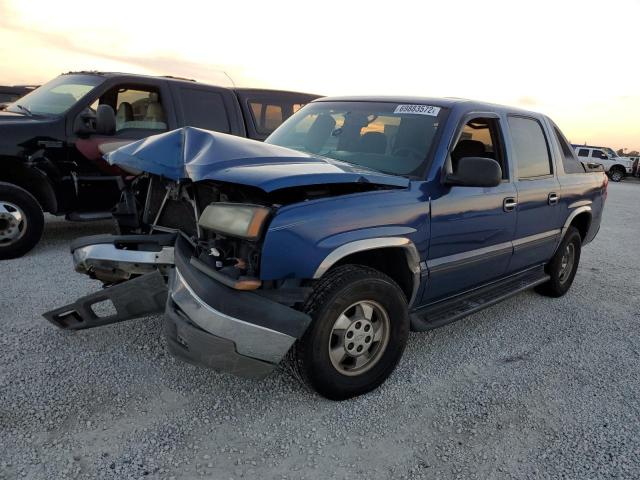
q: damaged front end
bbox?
[44,177,314,377]
[44,127,406,377]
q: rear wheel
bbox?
[609,167,625,182]
[535,226,582,297]
[0,182,44,259]
[293,265,409,400]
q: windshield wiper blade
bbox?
[15,104,32,116]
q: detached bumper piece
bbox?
[71,233,176,283]
[164,237,311,378]
[43,271,168,330]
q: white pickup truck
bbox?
[573,145,634,182]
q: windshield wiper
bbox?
[14,104,32,116]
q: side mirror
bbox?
[445,157,502,188]
[95,104,116,135]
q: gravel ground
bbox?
[1,182,639,480]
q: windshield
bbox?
[604,147,619,158]
[5,74,104,116]
[266,101,445,177]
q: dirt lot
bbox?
[1,182,639,480]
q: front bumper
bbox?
[45,233,310,379]
[163,237,312,378]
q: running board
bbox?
[43,271,168,330]
[410,266,549,332]
[66,211,112,222]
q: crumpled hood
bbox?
[106,127,409,192]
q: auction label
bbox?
[393,104,441,116]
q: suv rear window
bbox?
[249,99,311,135]
[553,125,585,174]
[577,149,589,157]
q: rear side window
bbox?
[179,88,230,133]
[577,148,589,157]
[591,149,607,159]
[553,125,585,174]
[249,100,310,135]
[508,116,552,178]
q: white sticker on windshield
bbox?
[394,104,441,116]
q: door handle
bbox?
[503,197,517,212]
[548,192,559,205]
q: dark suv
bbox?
[0,72,319,259]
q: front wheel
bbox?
[535,226,582,297]
[293,265,409,400]
[609,167,625,182]
[0,182,44,260]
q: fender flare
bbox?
[0,159,59,213]
[554,205,592,254]
[312,237,421,307]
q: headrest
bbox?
[359,132,387,154]
[116,102,133,121]
[96,104,116,135]
[452,139,485,159]
[145,101,164,122]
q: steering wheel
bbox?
[393,147,423,159]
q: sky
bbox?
[1,0,639,151]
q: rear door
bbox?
[170,84,246,136]
[507,115,562,272]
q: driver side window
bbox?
[451,117,507,179]
[91,85,168,133]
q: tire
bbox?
[609,167,624,182]
[535,226,582,297]
[0,182,44,259]
[293,265,409,400]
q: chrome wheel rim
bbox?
[559,243,575,284]
[0,201,27,246]
[328,300,390,376]
[611,170,623,181]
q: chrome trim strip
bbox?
[312,237,421,307]
[512,229,561,249]
[568,200,592,209]
[428,229,561,275]
[170,269,295,364]
[427,241,512,274]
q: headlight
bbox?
[198,203,271,240]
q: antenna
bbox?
[223,71,236,88]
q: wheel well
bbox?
[0,162,57,213]
[333,247,414,302]
[570,212,591,240]
[611,164,626,172]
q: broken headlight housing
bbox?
[198,203,271,240]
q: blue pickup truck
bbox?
[45,96,607,400]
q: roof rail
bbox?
[162,75,197,82]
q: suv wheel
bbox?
[0,182,44,259]
[535,226,582,297]
[609,167,624,182]
[292,265,409,400]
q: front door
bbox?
[423,114,517,303]
[70,83,171,211]
[506,115,561,272]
